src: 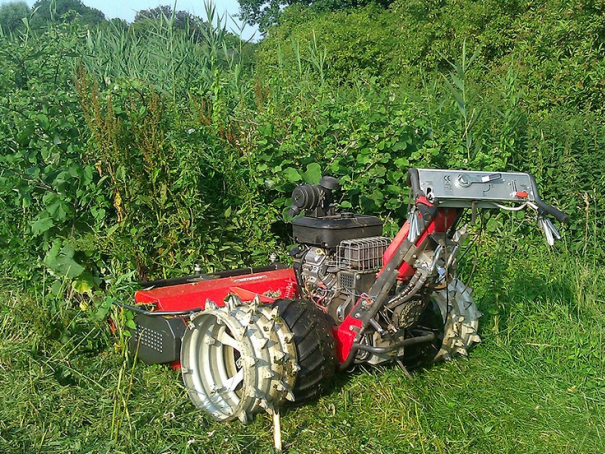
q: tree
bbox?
[238,0,393,32]
[31,0,106,28]
[0,1,30,34]
[132,5,244,48]
[134,5,198,31]
[133,5,204,41]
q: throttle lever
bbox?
[538,216,561,246]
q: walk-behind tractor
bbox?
[118,168,569,428]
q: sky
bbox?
[0,0,259,40]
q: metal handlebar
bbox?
[527,174,569,223]
[407,168,570,224]
[406,168,424,199]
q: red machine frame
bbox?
[134,197,457,367]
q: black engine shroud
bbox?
[292,213,383,249]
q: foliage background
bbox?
[0,0,603,452]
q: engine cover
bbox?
[292,213,383,249]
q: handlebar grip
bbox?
[535,199,570,224]
[528,173,570,224]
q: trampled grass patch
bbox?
[1,251,602,453]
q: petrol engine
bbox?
[288,178,391,323]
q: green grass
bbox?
[1,250,603,453]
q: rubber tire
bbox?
[274,299,338,405]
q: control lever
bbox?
[538,216,561,246]
[407,207,421,242]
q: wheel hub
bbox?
[180,297,298,423]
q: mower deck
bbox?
[134,267,298,312]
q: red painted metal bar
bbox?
[332,205,459,365]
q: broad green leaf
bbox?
[46,200,71,221]
[73,272,95,294]
[392,140,408,152]
[394,157,409,168]
[36,114,49,129]
[31,216,54,236]
[50,280,63,297]
[302,163,322,184]
[44,240,85,278]
[58,255,84,279]
[283,167,302,183]
[357,154,370,165]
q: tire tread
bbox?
[275,299,337,405]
